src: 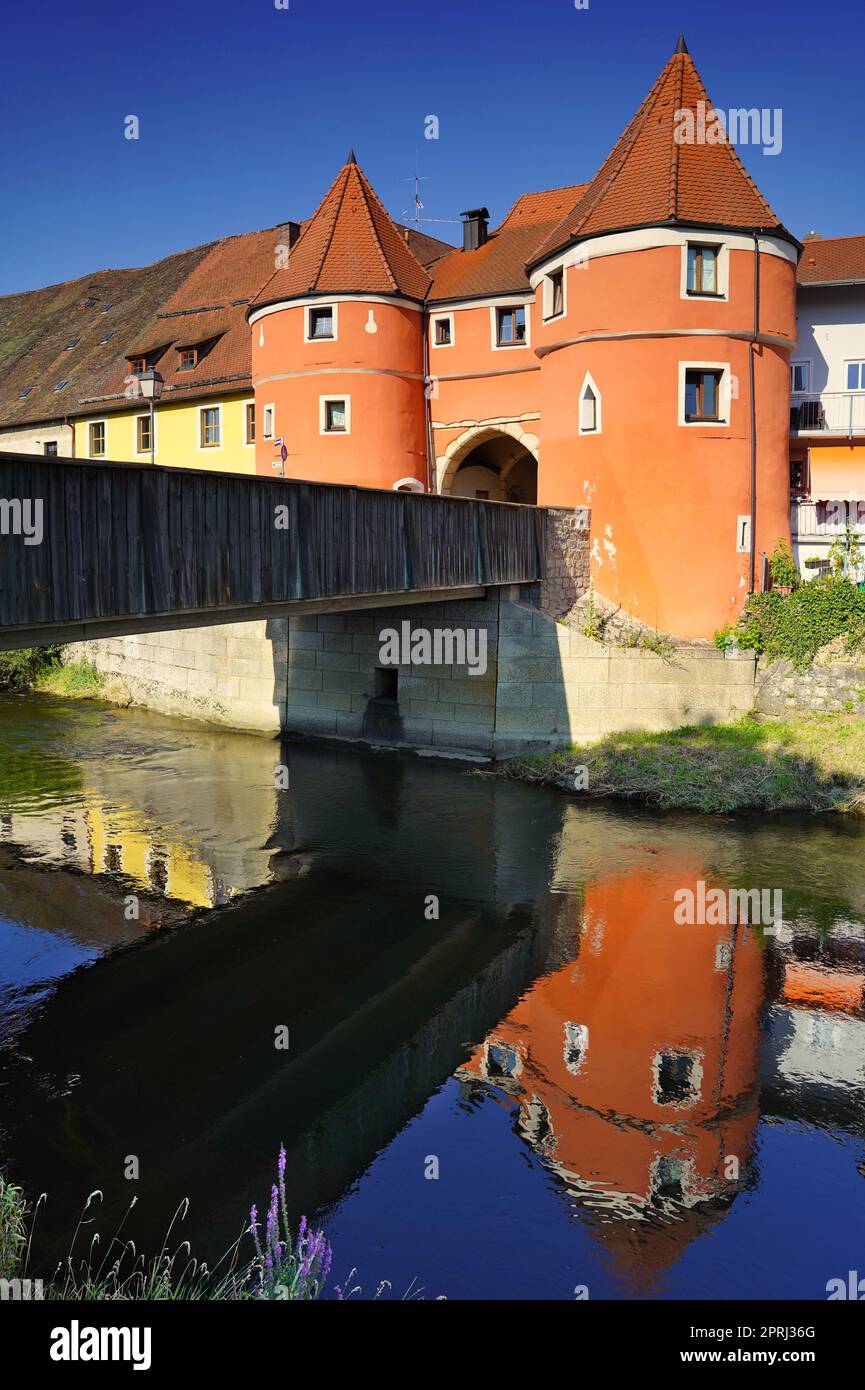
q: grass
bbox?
[496,713,865,815]
[0,1175,28,1280]
[34,659,104,699]
[0,645,60,692]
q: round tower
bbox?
[248,152,430,491]
[530,39,800,639]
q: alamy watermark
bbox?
[379,621,487,676]
[0,497,43,545]
[674,880,785,935]
[674,100,782,156]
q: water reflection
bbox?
[0,695,863,1298]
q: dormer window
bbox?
[18,386,32,399]
[178,347,198,371]
[128,356,147,375]
[308,306,335,340]
[100,331,114,344]
[686,242,719,296]
[65,337,80,350]
[54,380,68,392]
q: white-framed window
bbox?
[543,266,566,321]
[262,403,275,440]
[563,1022,588,1076]
[791,360,811,394]
[680,239,728,300]
[578,371,601,434]
[88,420,107,456]
[678,361,732,427]
[198,404,222,449]
[306,304,337,342]
[319,395,350,434]
[491,301,531,350]
[845,361,865,391]
[242,399,255,446]
[135,413,153,455]
[652,1049,702,1108]
[431,313,454,347]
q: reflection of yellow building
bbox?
[85,801,232,909]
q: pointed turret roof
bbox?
[529,41,797,269]
[251,155,431,308]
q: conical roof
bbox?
[530,39,796,269]
[252,155,431,307]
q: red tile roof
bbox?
[798,235,865,285]
[530,40,795,269]
[252,154,432,306]
[428,184,588,302]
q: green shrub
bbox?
[735,575,865,668]
[0,646,60,691]
[769,538,799,590]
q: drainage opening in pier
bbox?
[362,668,403,741]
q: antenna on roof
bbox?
[400,155,461,234]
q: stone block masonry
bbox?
[755,657,865,717]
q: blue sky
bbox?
[1,0,862,294]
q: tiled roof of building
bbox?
[428,184,588,302]
[0,247,211,428]
[252,154,432,307]
[530,38,796,269]
[798,234,865,285]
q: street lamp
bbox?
[137,369,164,466]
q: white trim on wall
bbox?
[262,402,275,440]
[529,226,797,289]
[304,302,339,344]
[578,371,602,435]
[430,312,455,349]
[677,361,732,428]
[489,302,532,352]
[319,393,351,435]
[249,294,423,326]
[679,238,730,302]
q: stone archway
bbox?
[437,424,539,502]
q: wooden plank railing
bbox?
[0,454,545,642]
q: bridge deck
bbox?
[0,454,545,648]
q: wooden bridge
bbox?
[0,453,545,649]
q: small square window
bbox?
[309,307,334,339]
[434,317,452,346]
[178,347,197,371]
[43,441,58,457]
[846,361,865,391]
[655,1051,697,1106]
[496,305,526,346]
[128,357,147,375]
[324,399,347,432]
[89,422,105,456]
[686,243,719,295]
[684,368,723,422]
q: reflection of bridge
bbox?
[0,453,545,649]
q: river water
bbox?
[1,693,863,1300]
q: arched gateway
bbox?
[438,426,538,503]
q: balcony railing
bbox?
[790,392,865,436]
[792,500,865,539]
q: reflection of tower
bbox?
[459,861,764,1285]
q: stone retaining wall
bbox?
[755,657,865,717]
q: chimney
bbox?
[280,221,302,248]
[461,207,489,252]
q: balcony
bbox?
[791,500,865,540]
[790,392,865,437]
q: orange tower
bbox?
[249,152,430,490]
[529,37,800,637]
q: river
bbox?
[1,693,863,1300]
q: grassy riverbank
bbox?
[496,714,865,815]
[0,646,104,699]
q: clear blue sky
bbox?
[1,0,862,295]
